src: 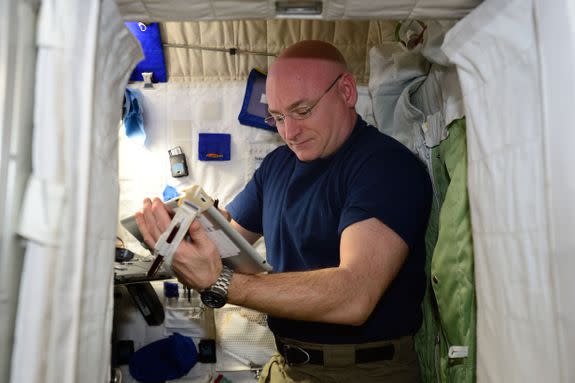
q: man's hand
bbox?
[134,197,223,290]
[172,220,222,290]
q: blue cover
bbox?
[238,68,276,132]
[129,333,198,382]
[125,22,167,83]
[198,133,231,161]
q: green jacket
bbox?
[415,118,476,383]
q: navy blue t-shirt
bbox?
[227,116,432,344]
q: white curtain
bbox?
[0,1,37,382]
[534,1,575,382]
[443,0,575,381]
[10,1,142,382]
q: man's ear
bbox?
[338,72,358,107]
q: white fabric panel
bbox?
[0,1,36,382]
[117,0,274,22]
[325,0,480,19]
[116,0,480,21]
[409,0,482,19]
[18,176,66,245]
[328,0,475,19]
[77,2,143,382]
[443,0,560,382]
[535,1,575,382]
[11,2,142,383]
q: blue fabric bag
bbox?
[198,133,231,161]
[125,22,167,83]
[238,68,276,132]
[128,333,198,383]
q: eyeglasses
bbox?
[264,73,343,127]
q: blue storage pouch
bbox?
[128,333,198,383]
[198,133,231,161]
[238,68,275,132]
[125,22,167,83]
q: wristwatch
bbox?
[200,265,234,308]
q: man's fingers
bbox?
[135,198,160,249]
[134,211,155,249]
[151,197,172,231]
[141,199,160,241]
[188,219,211,242]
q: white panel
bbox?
[443,0,560,381]
[326,0,481,19]
[330,0,481,19]
[145,0,214,21]
[345,0,417,19]
[323,0,346,19]
[0,1,36,382]
[11,1,142,383]
[118,0,273,21]
[535,0,575,382]
[114,0,150,20]
[411,0,482,19]
[116,0,481,21]
[75,1,144,382]
[212,0,273,19]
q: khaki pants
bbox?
[258,336,420,383]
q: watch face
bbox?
[201,291,226,308]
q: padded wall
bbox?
[160,19,398,84]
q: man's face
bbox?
[266,69,349,162]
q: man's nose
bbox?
[283,116,301,141]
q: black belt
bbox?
[275,338,395,366]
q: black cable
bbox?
[162,42,277,57]
[263,360,279,383]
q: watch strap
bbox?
[201,265,233,308]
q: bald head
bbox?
[278,40,348,66]
[269,40,348,81]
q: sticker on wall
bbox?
[198,133,231,161]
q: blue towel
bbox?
[129,333,198,383]
[125,22,167,83]
[162,185,179,201]
[123,88,146,145]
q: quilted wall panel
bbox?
[160,19,398,84]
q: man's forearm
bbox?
[227,267,373,326]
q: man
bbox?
[135,40,432,382]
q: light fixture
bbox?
[275,1,322,16]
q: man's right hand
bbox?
[134,197,224,290]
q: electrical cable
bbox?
[163,42,277,57]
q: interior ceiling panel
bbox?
[116,0,482,22]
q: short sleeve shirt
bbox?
[227,116,432,343]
